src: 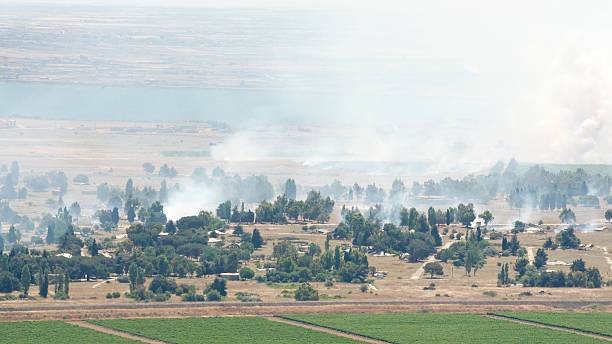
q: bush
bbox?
[182,292,205,302]
[488,231,503,240]
[294,282,319,301]
[153,292,171,302]
[105,293,113,299]
[112,291,120,298]
[0,271,21,293]
[483,291,497,297]
[53,291,69,300]
[148,276,177,294]
[205,277,227,296]
[254,275,266,283]
[360,284,368,293]
[239,267,255,280]
[175,283,196,296]
[324,280,334,287]
[206,289,221,301]
[117,276,130,283]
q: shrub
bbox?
[294,282,319,301]
[360,284,368,293]
[205,277,227,296]
[0,272,21,293]
[112,292,120,298]
[324,280,334,287]
[53,291,69,300]
[182,292,204,302]
[483,291,497,297]
[239,267,255,280]
[175,284,196,296]
[488,231,502,240]
[117,276,130,283]
[153,292,171,302]
[148,276,177,294]
[106,293,113,299]
[206,289,221,301]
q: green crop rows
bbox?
[0,320,139,344]
[280,313,609,344]
[88,317,360,343]
[492,312,612,337]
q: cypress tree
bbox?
[21,265,31,296]
[39,268,48,298]
[251,228,263,249]
[64,272,70,296]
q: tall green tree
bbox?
[39,268,49,298]
[251,228,264,249]
[284,179,297,200]
[478,210,494,226]
[534,248,547,269]
[559,208,576,224]
[21,265,31,296]
[427,207,436,227]
[88,239,99,256]
[8,225,20,244]
[64,272,70,296]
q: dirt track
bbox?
[1,300,611,321]
[267,317,390,344]
[486,314,612,342]
[69,321,168,344]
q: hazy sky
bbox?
[2,1,612,167]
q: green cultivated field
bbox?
[280,313,609,344]
[88,317,360,344]
[493,312,612,337]
[0,320,139,344]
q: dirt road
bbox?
[268,317,390,344]
[69,321,168,344]
[1,299,611,321]
[486,314,612,342]
[411,241,453,280]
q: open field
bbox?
[492,312,612,337]
[0,320,139,343]
[88,316,360,344]
[280,313,610,343]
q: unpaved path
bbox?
[267,316,390,344]
[527,247,535,264]
[93,277,117,288]
[68,321,168,344]
[411,241,452,280]
[485,314,612,342]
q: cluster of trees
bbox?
[97,179,170,215]
[191,167,274,204]
[505,256,603,288]
[312,161,612,209]
[265,241,371,284]
[253,191,334,223]
[215,201,255,223]
[0,161,27,200]
[335,209,440,261]
[0,243,114,298]
[397,203,478,230]
[436,229,497,276]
